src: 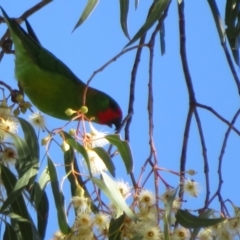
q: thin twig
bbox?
[196,103,240,136]
[83,44,148,106]
[208,109,240,212]
[124,36,146,142]
[194,109,210,209]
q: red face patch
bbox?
[97,107,122,125]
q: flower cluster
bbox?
[0,100,18,165]
[83,123,109,175]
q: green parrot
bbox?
[1,8,122,129]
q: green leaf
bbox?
[93,172,137,221]
[109,214,125,240]
[119,0,130,39]
[63,131,92,177]
[48,157,71,234]
[126,0,170,47]
[163,187,179,240]
[2,123,39,210]
[207,0,225,43]
[176,209,226,228]
[13,161,38,191]
[105,134,133,174]
[191,209,215,240]
[35,167,50,208]
[225,0,240,66]
[9,133,30,160]
[2,211,29,222]
[159,22,165,55]
[73,0,99,31]
[64,146,98,213]
[18,117,39,160]
[92,147,115,177]
[14,118,39,189]
[30,183,49,239]
[0,165,34,239]
[3,223,18,240]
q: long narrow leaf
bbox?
[92,147,115,177]
[18,117,39,160]
[163,187,178,240]
[105,134,133,174]
[109,214,125,240]
[30,183,49,239]
[159,21,165,55]
[119,0,130,39]
[47,157,71,234]
[73,0,99,31]
[63,131,92,177]
[93,172,137,220]
[3,223,18,240]
[176,209,226,228]
[126,0,170,47]
[0,165,34,239]
[64,146,98,213]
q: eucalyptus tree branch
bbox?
[177,0,196,199]
[208,109,240,213]
[196,103,240,136]
[193,110,210,209]
[124,36,146,142]
[19,0,53,21]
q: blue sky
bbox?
[1,1,240,239]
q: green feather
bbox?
[1,7,122,129]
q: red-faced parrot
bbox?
[1,8,122,129]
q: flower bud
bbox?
[23,101,32,108]
[61,141,70,152]
[41,136,50,146]
[15,94,24,103]
[69,128,76,136]
[80,106,88,114]
[65,108,76,116]
[187,169,197,176]
[13,108,20,117]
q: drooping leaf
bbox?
[92,147,115,177]
[191,209,216,239]
[64,146,98,213]
[225,0,240,66]
[159,21,165,55]
[47,157,71,234]
[3,223,18,240]
[126,0,170,47]
[63,131,92,177]
[0,165,34,239]
[9,133,30,160]
[0,167,38,212]
[93,172,137,220]
[109,214,125,240]
[119,0,130,39]
[17,117,39,160]
[35,167,50,208]
[73,0,99,31]
[2,129,39,209]
[30,183,49,239]
[163,187,179,240]
[15,117,39,188]
[176,209,226,228]
[105,134,133,174]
